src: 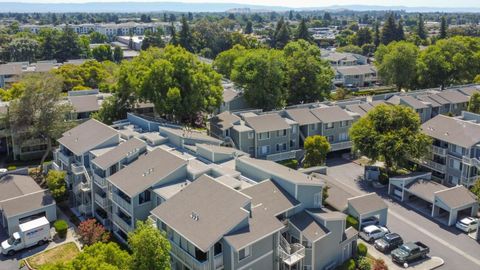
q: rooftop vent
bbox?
[190,211,200,221]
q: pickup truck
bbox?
[391,241,429,266]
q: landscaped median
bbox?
[23,242,80,270]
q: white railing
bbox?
[420,159,446,173]
[112,192,133,213]
[95,193,108,208]
[214,254,224,269]
[52,161,60,171]
[93,173,108,188]
[278,243,305,266]
[330,141,353,151]
[462,156,480,168]
[461,175,478,187]
[58,151,73,166]
[169,240,209,270]
[431,145,447,156]
[266,150,298,162]
[112,214,133,233]
[71,163,84,175]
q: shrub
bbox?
[373,258,388,270]
[46,170,67,201]
[7,165,16,171]
[54,219,68,238]
[78,219,110,246]
[357,256,371,270]
[346,215,359,230]
[378,172,389,185]
[338,258,356,270]
[279,159,298,169]
[357,243,368,257]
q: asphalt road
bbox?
[326,158,480,270]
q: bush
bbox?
[279,159,298,169]
[338,258,356,270]
[373,258,388,270]
[346,215,359,230]
[46,170,67,201]
[7,165,16,171]
[54,219,68,238]
[357,256,371,270]
[357,243,368,257]
[378,172,389,185]
[78,219,110,246]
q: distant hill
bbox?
[0,2,479,13]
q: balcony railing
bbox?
[93,173,108,188]
[462,156,480,169]
[71,163,85,175]
[112,213,133,233]
[95,212,110,227]
[461,175,478,187]
[330,141,353,152]
[112,192,133,213]
[52,161,60,171]
[57,150,73,166]
[78,204,92,215]
[278,243,305,266]
[169,240,208,270]
[419,159,446,173]
[214,253,224,269]
[95,193,108,209]
[431,145,447,156]
[266,150,301,162]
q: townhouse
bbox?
[333,65,378,88]
[419,111,480,187]
[52,113,359,270]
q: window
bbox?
[450,159,461,170]
[282,143,287,151]
[139,190,151,204]
[248,132,254,139]
[290,140,296,148]
[248,147,255,155]
[325,122,334,129]
[340,121,348,127]
[260,145,270,155]
[339,132,348,141]
[258,132,270,140]
[310,124,316,131]
[283,129,287,136]
[214,242,223,256]
[239,246,251,261]
[327,135,334,142]
[292,125,297,134]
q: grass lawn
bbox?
[26,242,79,269]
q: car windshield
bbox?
[460,219,471,225]
[400,245,411,252]
[7,235,16,245]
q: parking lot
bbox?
[326,157,480,270]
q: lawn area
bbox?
[26,242,79,269]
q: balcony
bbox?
[214,254,224,269]
[461,175,478,187]
[112,192,133,213]
[431,145,447,157]
[266,150,301,162]
[78,204,92,215]
[93,173,108,188]
[57,150,73,167]
[278,243,305,266]
[112,213,133,233]
[462,156,480,169]
[95,193,109,209]
[419,159,446,173]
[170,240,208,270]
[330,141,353,152]
[95,211,110,228]
[80,181,91,192]
[71,163,85,175]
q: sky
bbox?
[1,0,479,8]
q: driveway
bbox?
[326,157,480,270]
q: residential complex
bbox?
[51,113,359,270]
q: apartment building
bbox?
[333,65,378,88]
[218,80,249,114]
[419,112,480,187]
[321,51,367,67]
[52,113,358,270]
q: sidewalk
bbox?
[360,239,444,270]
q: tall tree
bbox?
[8,38,39,62]
[169,22,178,45]
[213,44,246,78]
[272,17,285,47]
[141,28,165,50]
[92,45,113,62]
[78,219,110,246]
[38,28,60,60]
[303,135,331,168]
[284,40,333,104]
[356,27,373,47]
[244,20,253,34]
[56,25,82,62]
[295,19,311,42]
[288,10,294,21]
[396,19,405,41]
[417,14,427,40]
[7,73,74,173]
[374,22,381,47]
[45,170,67,201]
[179,15,194,52]
[231,49,287,110]
[381,13,398,45]
[128,220,171,270]
[275,22,291,49]
[440,16,448,39]
[468,92,480,114]
[350,104,431,173]
[113,46,123,63]
[375,41,419,91]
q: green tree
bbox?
[169,22,178,45]
[295,19,311,42]
[245,20,253,34]
[471,180,480,202]
[128,220,171,270]
[374,21,381,47]
[396,19,405,41]
[337,45,362,55]
[7,73,74,173]
[113,46,123,63]
[92,45,113,62]
[381,13,398,45]
[356,27,373,47]
[349,104,431,173]
[231,48,287,110]
[179,16,194,52]
[275,21,291,49]
[38,28,60,60]
[213,44,245,78]
[89,32,108,43]
[375,41,419,91]
[284,40,333,104]
[56,25,82,62]
[8,38,39,62]
[141,28,165,50]
[417,14,427,40]
[440,16,448,39]
[468,92,480,114]
[46,170,67,201]
[303,135,330,168]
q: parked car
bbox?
[456,217,478,233]
[361,216,379,228]
[0,168,7,173]
[374,233,404,253]
[391,242,429,266]
[359,225,389,243]
[0,217,51,256]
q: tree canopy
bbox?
[467,92,480,114]
[349,104,431,172]
[303,135,331,168]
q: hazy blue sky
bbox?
[2,0,479,8]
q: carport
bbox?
[434,186,478,226]
[347,193,388,228]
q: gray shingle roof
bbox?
[435,186,477,209]
[347,193,387,216]
[92,137,146,170]
[285,108,320,126]
[68,95,100,113]
[108,148,187,197]
[0,63,23,76]
[335,65,376,76]
[245,113,291,133]
[436,90,469,104]
[310,106,353,123]
[210,111,241,131]
[422,115,480,148]
[0,174,42,201]
[289,211,328,242]
[58,119,118,155]
[405,179,446,203]
[151,175,251,252]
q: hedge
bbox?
[278,159,299,169]
[346,215,359,230]
[54,219,68,238]
[337,258,356,270]
[357,243,368,257]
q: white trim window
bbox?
[325,122,334,129]
[248,131,254,139]
[260,145,270,155]
[258,132,270,140]
[238,246,252,261]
